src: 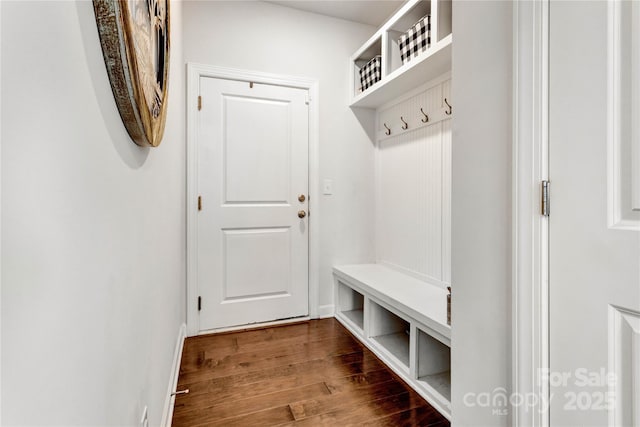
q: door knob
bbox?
[298,210,307,218]
[298,194,306,203]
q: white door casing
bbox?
[186,65,319,335]
[513,0,550,425]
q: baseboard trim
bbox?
[160,323,186,427]
[318,304,335,318]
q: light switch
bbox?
[323,179,333,195]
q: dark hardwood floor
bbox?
[172,318,449,426]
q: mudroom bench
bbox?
[333,263,451,419]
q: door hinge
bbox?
[197,95,202,111]
[541,180,550,217]
[198,195,202,211]
[198,296,202,311]
[305,93,310,105]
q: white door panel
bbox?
[610,306,640,426]
[633,0,640,212]
[550,1,640,425]
[222,228,291,300]
[197,77,309,330]
[223,96,291,204]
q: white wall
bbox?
[451,1,513,426]
[182,1,377,313]
[1,1,185,425]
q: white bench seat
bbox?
[333,264,450,341]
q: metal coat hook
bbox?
[400,116,408,130]
[444,98,452,115]
[384,123,391,135]
[420,108,429,123]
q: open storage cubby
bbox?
[333,264,451,420]
[435,0,452,42]
[349,0,452,108]
[337,280,364,332]
[416,327,451,403]
[352,36,383,98]
[386,0,432,74]
[369,300,410,370]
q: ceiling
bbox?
[264,1,405,27]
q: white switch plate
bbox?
[323,179,333,195]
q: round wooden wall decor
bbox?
[93,0,170,147]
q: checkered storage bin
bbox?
[399,15,431,64]
[359,55,382,92]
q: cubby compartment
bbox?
[352,36,383,97]
[337,281,364,331]
[435,0,452,42]
[416,327,451,402]
[386,0,432,74]
[369,301,410,369]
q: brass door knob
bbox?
[298,194,306,203]
[298,210,307,219]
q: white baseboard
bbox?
[318,304,335,318]
[160,323,186,427]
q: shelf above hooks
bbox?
[349,0,452,109]
[351,36,451,109]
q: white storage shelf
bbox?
[417,327,451,403]
[337,282,365,333]
[350,0,452,108]
[333,263,451,420]
[369,300,411,369]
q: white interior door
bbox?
[550,1,640,425]
[197,77,309,331]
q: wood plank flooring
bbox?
[172,318,449,427]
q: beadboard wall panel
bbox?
[376,80,452,288]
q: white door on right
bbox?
[550,1,640,425]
